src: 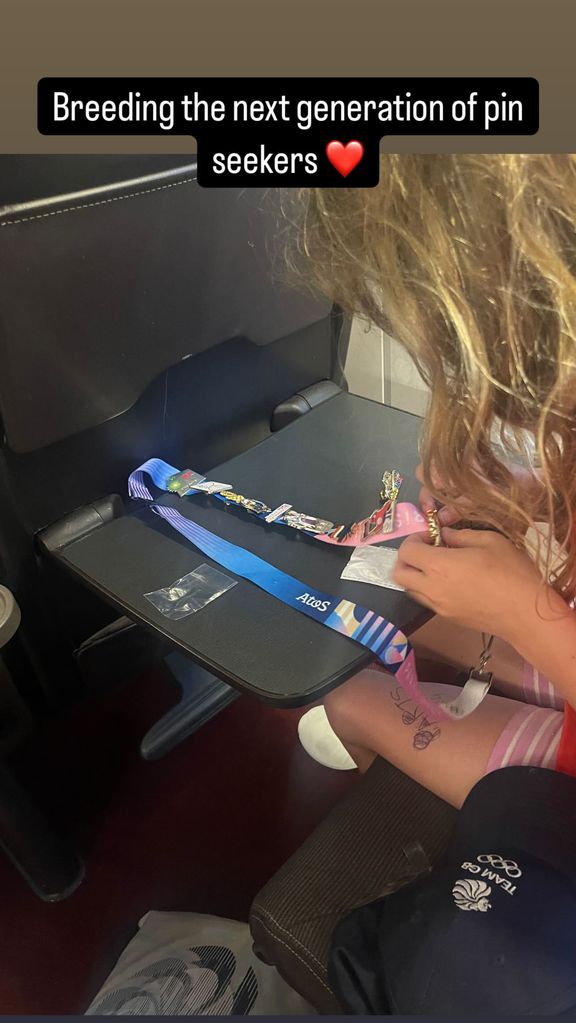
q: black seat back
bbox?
[0,157,341,703]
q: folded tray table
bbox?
[47,393,428,707]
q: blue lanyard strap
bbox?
[129,458,181,498]
[129,459,490,721]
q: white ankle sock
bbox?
[297,706,357,771]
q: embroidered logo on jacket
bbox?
[452,878,492,912]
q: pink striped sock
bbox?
[522,661,564,710]
[486,704,563,774]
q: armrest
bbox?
[0,586,20,648]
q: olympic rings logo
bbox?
[477,854,522,878]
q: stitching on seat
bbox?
[254,915,334,995]
[255,906,332,982]
[0,175,198,228]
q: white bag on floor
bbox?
[85,911,314,1015]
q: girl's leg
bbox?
[323,669,547,808]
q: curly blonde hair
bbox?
[286,155,576,597]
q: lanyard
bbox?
[129,459,491,722]
[129,458,428,547]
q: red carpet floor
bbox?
[1,672,355,1014]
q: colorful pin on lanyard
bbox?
[129,458,428,547]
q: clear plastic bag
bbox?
[340,545,405,591]
[144,563,237,620]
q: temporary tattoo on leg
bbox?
[390,686,442,749]
[412,724,442,749]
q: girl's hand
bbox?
[393,526,553,643]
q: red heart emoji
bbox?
[325,140,364,177]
